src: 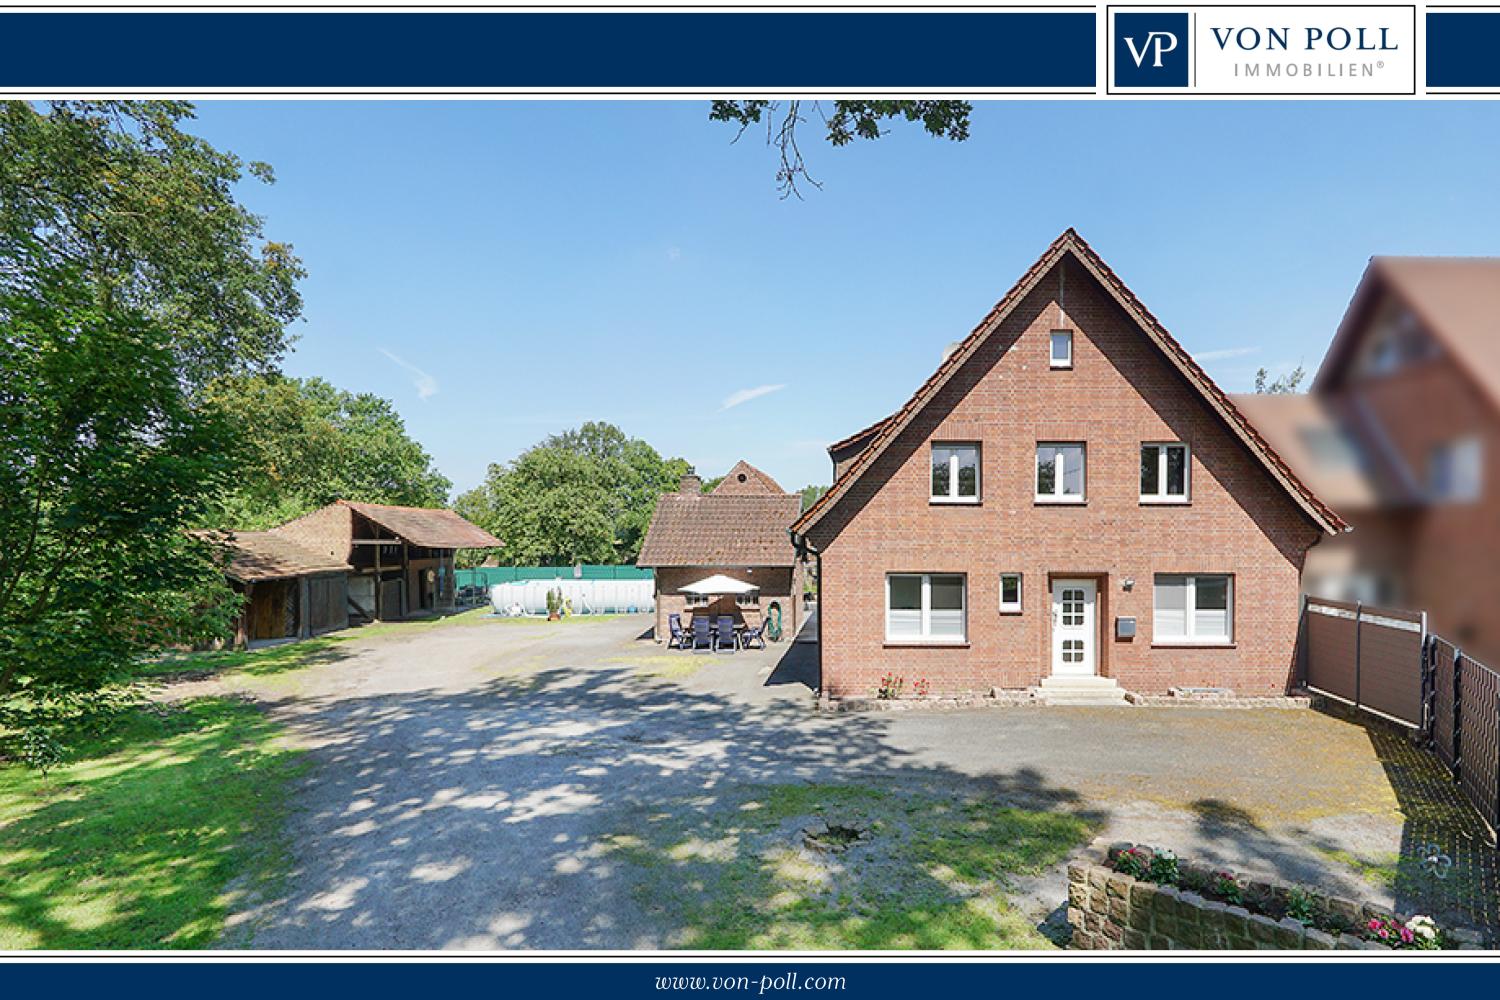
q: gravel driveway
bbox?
[186,612,1476,948]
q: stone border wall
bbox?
[823,686,1311,713]
[1066,860,1488,951]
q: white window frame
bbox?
[1152,574,1234,645]
[1035,442,1087,504]
[930,442,981,504]
[686,594,710,609]
[999,573,1023,614]
[1140,442,1191,504]
[1049,329,1073,369]
[735,593,759,608]
[1429,437,1482,504]
[885,573,967,644]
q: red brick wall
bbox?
[806,256,1323,697]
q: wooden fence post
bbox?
[1353,601,1363,710]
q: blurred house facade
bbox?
[1237,256,1500,664]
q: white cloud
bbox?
[667,246,682,262]
[1193,346,1260,362]
[378,348,439,400]
[720,384,786,411]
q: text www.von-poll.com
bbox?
[655,973,847,994]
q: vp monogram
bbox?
[1125,30,1180,68]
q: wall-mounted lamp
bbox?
[1122,578,1135,591]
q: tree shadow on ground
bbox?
[236,663,1103,950]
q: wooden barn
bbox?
[221,531,354,646]
[269,500,501,621]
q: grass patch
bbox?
[605,784,1095,950]
[0,698,303,949]
[609,654,703,680]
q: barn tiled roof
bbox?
[636,492,801,568]
[794,229,1346,538]
[711,460,786,496]
[339,501,501,549]
[218,531,352,583]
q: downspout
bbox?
[789,528,823,696]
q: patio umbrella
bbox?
[678,574,760,595]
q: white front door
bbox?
[1051,579,1097,676]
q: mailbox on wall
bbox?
[1116,616,1137,640]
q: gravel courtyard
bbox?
[168,612,1490,949]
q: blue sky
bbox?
[190,100,1500,497]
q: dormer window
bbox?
[931,443,980,503]
[1050,329,1073,369]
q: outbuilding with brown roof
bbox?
[637,466,804,644]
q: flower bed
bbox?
[1065,843,1488,951]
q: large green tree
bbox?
[455,422,689,566]
[206,375,451,530]
[0,101,302,720]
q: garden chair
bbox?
[691,615,713,653]
[714,615,737,653]
[738,620,766,650]
[667,613,688,649]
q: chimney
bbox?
[680,469,702,494]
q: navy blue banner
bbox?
[0,962,1497,995]
[1427,11,1500,88]
[0,12,1096,90]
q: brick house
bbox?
[637,462,804,642]
[1236,256,1500,665]
[790,230,1344,700]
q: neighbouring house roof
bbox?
[711,460,786,496]
[1314,256,1500,412]
[793,229,1347,538]
[636,492,802,568]
[338,501,502,549]
[217,531,352,584]
[1231,393,1413,511]
[827,414,894,456]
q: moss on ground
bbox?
[0,698,303,949]
[605,784,1095,950]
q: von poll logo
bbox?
[1114,12,1189,87]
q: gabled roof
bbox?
[711,460,786,496]
[636,492,801,568]
[217,531,352,583]
[794,229,1346,537]
[339,500,501,549]
[1314,256,1500,412]
[827,414,893,458]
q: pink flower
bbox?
[1377,927,1390,939]
[1368,919,1383,931]
[1400,927,1414,944]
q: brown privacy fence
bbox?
[1301,595,1500,840]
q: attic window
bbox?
[1050,330,1073,369]
[737,473,747,483]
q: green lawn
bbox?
[0,698,303,949]
[607,784,1095,950]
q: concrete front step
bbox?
[1037,674,1130,705]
